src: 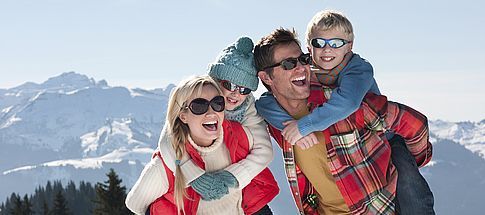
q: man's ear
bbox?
[179,112,188,124]
[258,71,273,86]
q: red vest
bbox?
[150,120,279,215]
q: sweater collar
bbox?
[186,132,224,154]
[185,130,224,168]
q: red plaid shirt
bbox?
[268,84,432,215]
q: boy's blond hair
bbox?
[306,10,354,46]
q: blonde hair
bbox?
[306,10,354,46]
[163,75,222,214]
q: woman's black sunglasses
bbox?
[186,95,225,115]
[262,53,311,71]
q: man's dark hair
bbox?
[254,28,301,90]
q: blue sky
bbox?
[1,0,484,121]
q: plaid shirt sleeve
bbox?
[384,101,433,167]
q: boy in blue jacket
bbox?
[255,10,434,214]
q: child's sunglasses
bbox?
[311,38,352,49]
[186,95,225,115]
[220,80,252,95]
[263,53,311,71]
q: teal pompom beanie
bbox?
[208,37,258,91]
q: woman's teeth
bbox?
[202,121,218,131]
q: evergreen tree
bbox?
[45,181,53,208]
[53,181,64,195]
[94,168,131,215]
[33,186,47,215]
[51,190,70,215]
[76,181,95,215]
[41,199,49,215]
[45,181,53,194]
[0,202,6,215]
[65,181,77,213]
[22,194,34,215]
[9,193,22,215]
[2,195,11,215]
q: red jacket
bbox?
[150,120,279,215]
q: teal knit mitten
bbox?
[190,172,228,200]
[214,170,239,188]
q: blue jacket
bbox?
[256,53,380,136]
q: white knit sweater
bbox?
[125,126,258,214]
[186,135,244,215]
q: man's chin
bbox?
[295,88,311,99]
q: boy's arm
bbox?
[125,157,169,215]
[297,54,375,136]
[383,101,433,167]
[225,95,274,188]
[255,91,293,131]
[256,92,319,148]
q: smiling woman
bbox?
[125,75,279,215]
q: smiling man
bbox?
[254,28,433,215]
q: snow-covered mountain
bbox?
[429,120,485,158]
[0,72,174,202]
[1,72,484,215]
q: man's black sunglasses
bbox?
[262,53,311,71]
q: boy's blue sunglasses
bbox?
[311,38,352,49]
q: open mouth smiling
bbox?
[291,75,307,86]
[321,56,335,62]
[202,120,218,131]
[226,97,239,105]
